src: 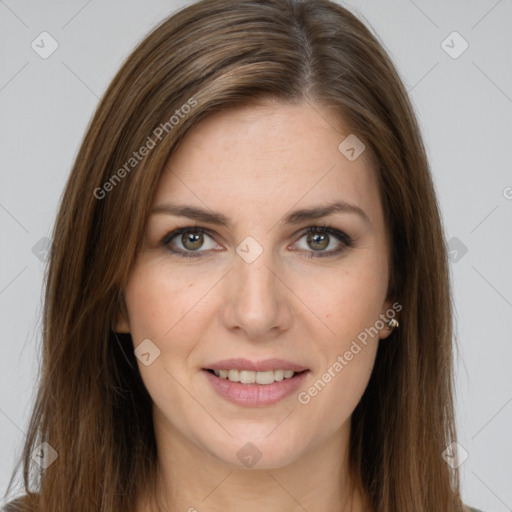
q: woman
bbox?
[2,0,483,511]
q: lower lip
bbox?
[203,370,309,407]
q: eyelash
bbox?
[161,225,353,259]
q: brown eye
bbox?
[306,231,329,251]
[162,227,219,257]
[181,231,204,250]
[294,226,353,259]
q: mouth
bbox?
[202,366,310,407]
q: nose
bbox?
[220,244,293,341]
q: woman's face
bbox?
[117,99,395,469]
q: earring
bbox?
[386,318,399,329]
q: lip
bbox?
[203,369,309,407]
[204,358,309,373]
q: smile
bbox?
[203,368,309,407]
[209,368,300,385]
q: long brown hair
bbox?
[4,0,464,510]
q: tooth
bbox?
[239,370,256,384]
[273,369,284,381]
[255,370,275,385]
[228,369,240,382]
[215,368,300,384]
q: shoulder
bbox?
[465,506,485,512]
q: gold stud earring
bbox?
[386,318,399,330]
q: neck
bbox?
[137,413,367,512]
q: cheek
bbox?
[301,258,387,338]
[123,265,207,417]
[290,259,385,416]
[123,260,213,341]
[311,348,377,434]
[312,257,385,417]
[123,261,222,402]
[298,307,379,434]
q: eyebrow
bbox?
[150,200,370,227]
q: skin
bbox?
[116,99,396,512]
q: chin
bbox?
[203,428,306,470]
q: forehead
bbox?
[154,100,381,226]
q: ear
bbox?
[115,314,130,333]
[114,300,131,333]
[378,298,399,341]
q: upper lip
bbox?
[204,358,309,372]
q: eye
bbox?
[293,225,353,258]
[161,224,353,259]
[162,227,220,257]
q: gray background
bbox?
[1,0,511,510]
